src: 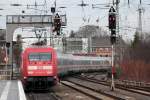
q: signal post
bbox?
[51,6,62,36]
[108,6,116,91]
[53,13,62,35]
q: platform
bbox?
[0,80,26,100]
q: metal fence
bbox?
[0,70,11,80]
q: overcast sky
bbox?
[0,0,150,41]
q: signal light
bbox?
[110,30,116,44]
[109,13,116,30]
[108,6,116,30]
[53,13,61,35]
[51,7,55,13]
[109,6,116,44]
[23,77,27,79]
[4,56,8,63]
[6,42,10,48]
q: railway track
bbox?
[61,80,126,100]
[64,75,150,100]
[26,91,61,100]
[75,75,150,96]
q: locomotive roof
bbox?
[57,53,111,61]
[23,46,55,53]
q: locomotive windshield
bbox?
[29,53,51,61]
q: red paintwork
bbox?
[21,46,58,84]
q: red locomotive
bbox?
[21,46,58,90]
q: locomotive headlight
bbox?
[24,77,27,79]
[43,66,52,70]
[27,66,52,70]
[28,66,37,70]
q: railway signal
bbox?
[109,6,116,44]
[5,42,10,71]
[108,6,116,91]
[51,7,55,13]
[108,6,116,30]
[6,42,10,48]
[53,13,61,35]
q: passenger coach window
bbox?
[29,53,51,61]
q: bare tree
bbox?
[75,25,108,38]
[121,33,150,82]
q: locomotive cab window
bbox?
[29,53,51,61]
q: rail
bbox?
[116,80,150,87]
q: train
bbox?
[57,53,111,75]
[21,46,111,91]
[21,46,58,90]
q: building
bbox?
[62,37,88,53]
[91,36,112,57]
